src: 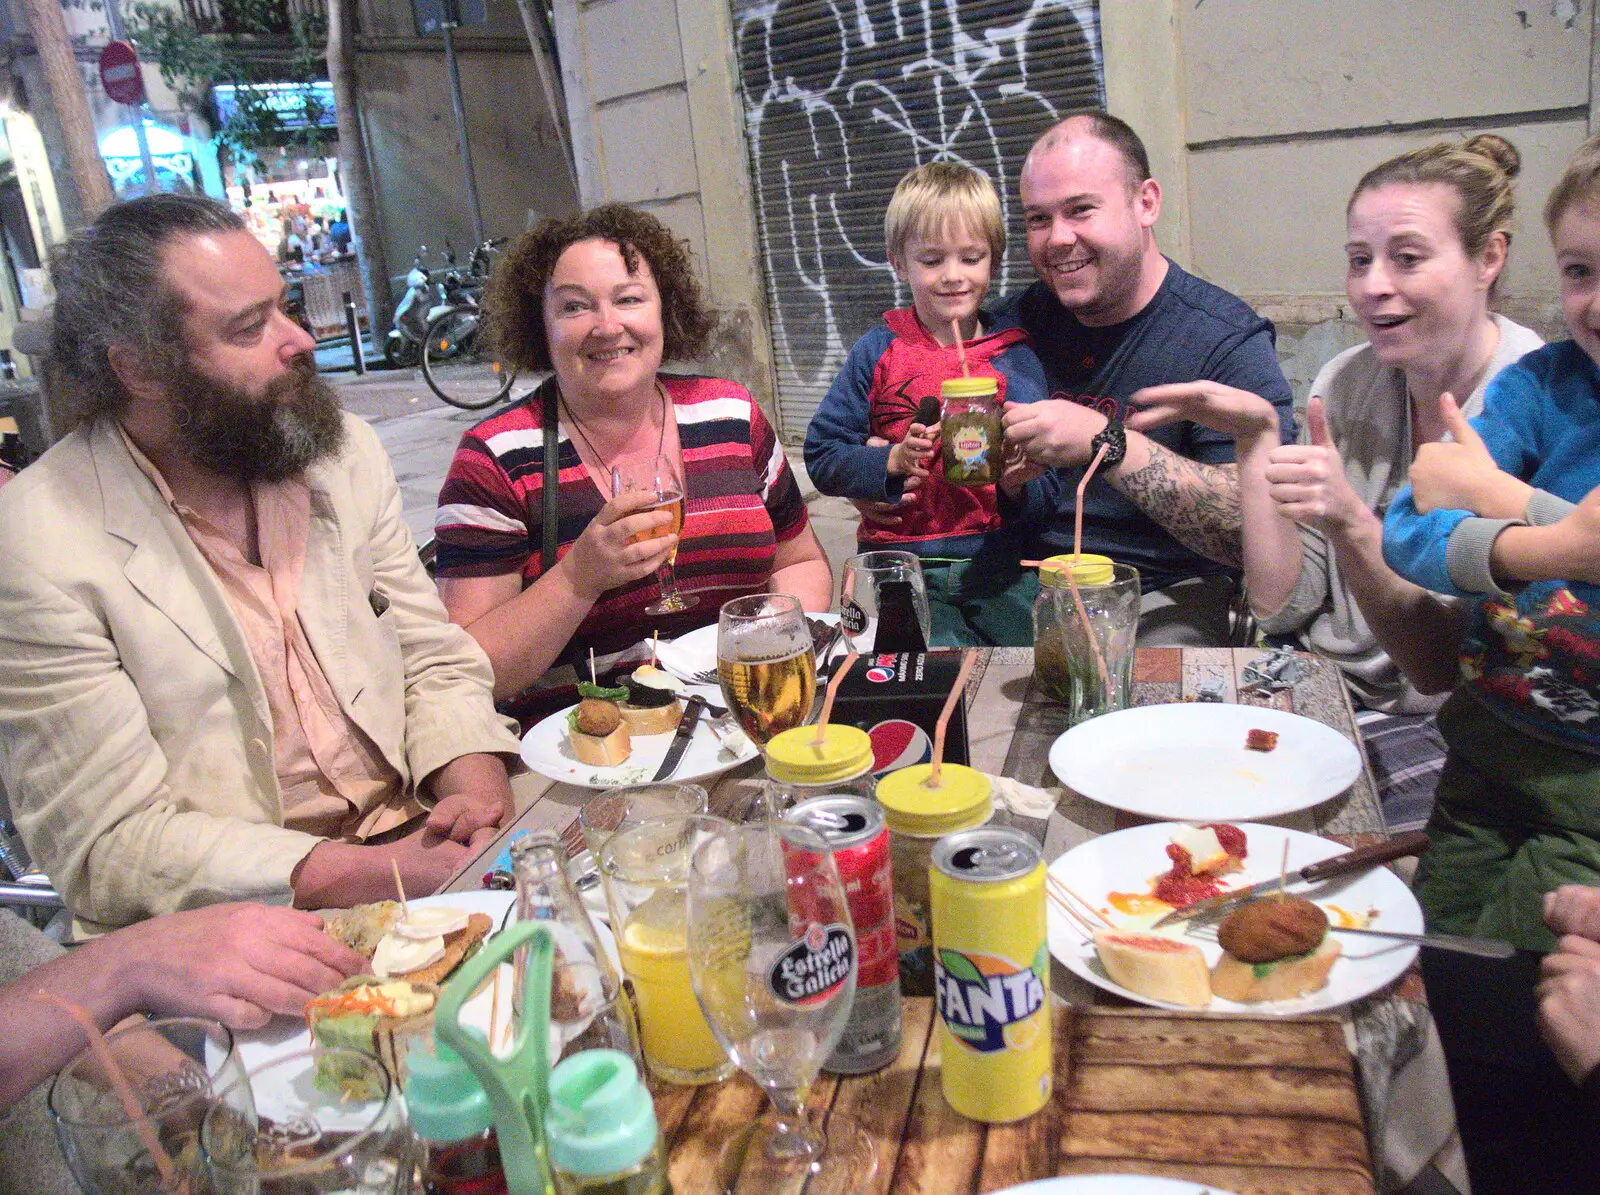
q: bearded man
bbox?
[0,194,521,934]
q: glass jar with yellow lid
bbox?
[939,377,1004,487]
[1032,553,1140,724]
[875,762,992,995]
[755,724,876,820]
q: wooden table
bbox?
[448,647,1437,1193]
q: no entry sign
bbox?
[99,41,145,106]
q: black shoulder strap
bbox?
[539,376,561,573]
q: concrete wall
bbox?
[550,0,777,418]
[1105,0,1592,360]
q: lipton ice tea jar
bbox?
[940,377,1003,487]
[875,762,992,996]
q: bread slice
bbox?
[1210,935,1341,1003]
[305,977,439,1087]
[618,698,681,735]
[393,912,493,987]
[571,720,631,766]
[1094,930,1212,1008]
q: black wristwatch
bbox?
[1089,413,1127,470]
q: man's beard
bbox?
[169,352,347,483]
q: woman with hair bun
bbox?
[1127,133,1542,826]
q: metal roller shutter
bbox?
[731,0,1103,443]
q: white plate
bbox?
[519,700,758,789]
[995,1179,1239,1195]
[654,612,843,687]
[1048,822,1422,1015]
[230,891,621,1086]
[1048,703,1363,821]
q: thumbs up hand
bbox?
[1263,396,1370,536]
[1409,392,1532,518]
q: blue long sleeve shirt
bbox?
[1384,340,1600,751]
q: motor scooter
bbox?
[384,249,447,367]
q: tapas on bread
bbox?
[1052,822,1423,1014]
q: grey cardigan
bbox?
[1258,315,1545,713]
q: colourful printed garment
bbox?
[1461,581,1600,751]
[434,373,809,726]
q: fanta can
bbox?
[930,826,1051,1122]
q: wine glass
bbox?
[685,819,877,1195]
[612,453,696,614]
[716,594,817,745]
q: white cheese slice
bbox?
[371,932,445,978]
[1170,825,1229,875]
[629,665,684,694]
[393,906,471,940]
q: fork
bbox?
[660,662,719,686]
[1184,918,1514,959]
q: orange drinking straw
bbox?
[40,992,186,1193]
[950,318,970,378]
[812,650,857,746]
[1074,442,1109,562]
[1061,442,1114,700]
[927,649,978,788]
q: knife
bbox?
[1150,830,1430,928]
[652,695,707,782]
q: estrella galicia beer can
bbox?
[930,826,1051,1122]
[786,796,902,1073]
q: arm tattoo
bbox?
[1113,443,1243,567]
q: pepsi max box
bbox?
[833,650,970,775]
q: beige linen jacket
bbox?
[0,413,520,934]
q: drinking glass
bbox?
[1032,559,1141,723]
[50,1016,242,1195]
[200,1047,412,1194]
[613,453,696,614]
[717,594,817,745]
[600,813,737,1085]
[572,782,710,890]
[686,819,877,1195]
[840,550,932,651]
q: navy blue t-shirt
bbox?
[990,259,1297,592]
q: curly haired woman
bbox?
[433,204,831,726]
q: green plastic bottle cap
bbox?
[1038,553,1116,588]
[765,724,874,784]
[403,1033,491,1143]
[547,1049,659,1178]
[875,764,993,837]
[940,376,998,399]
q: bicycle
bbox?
[421,239,519,410]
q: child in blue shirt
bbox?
[804,163,1056,645]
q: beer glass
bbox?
[840,550,932,651]
[717,594,817,744]
[685,819,876,1195]
[613,453,696,615]
[600,814,737,1085]
[50,1016,242,1195]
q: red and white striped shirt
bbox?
[434,374,808,726]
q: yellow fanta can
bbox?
[930,826,1051,1122]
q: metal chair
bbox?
[0,783,64,916]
